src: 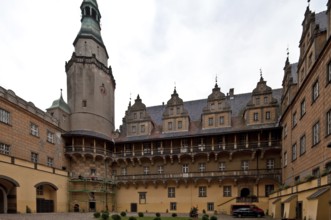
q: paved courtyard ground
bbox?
[0,213,278,220]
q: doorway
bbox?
[130,203,137,212]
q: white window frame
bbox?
[199,186,207,197]
[313,121,320,145]
[30,123,39,137]
[47,131,54,144]
[31,152,38,163]
[0,143,10,155]
[266,159,275,170]
[47,157,54,167]
[300,135,306,155]
[0,108,10,124]
[182,164,189,173]
[223,186,231,197]
[168,187,175,198]
[199,163,206,172]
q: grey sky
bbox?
[0,0,327,129]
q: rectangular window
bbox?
[178,121,182,129]
[168,187,175,198]
[36,185,43,196]
[255,97,260,105]
[264,96,268,104]
[157,165,164,174]
[284,124,287,137]
[170,202,177,211]
[219,116,224,125]
[328,61,331,83]
[140,112,143,119]
[312,80,319,102]
[253,113,259,121]
[199,163,206,172]
[265,185,274,197]
[241,160,249,171]
[223,186,232,197]
[0,108,10,124]
[90,168,96,176]
[133,113,137,119]
[168,122,172,130]
[82,100,87,107]
[292,112,297,127]
[284,151,288,167]
[140,124,145,133]
[47,157,53,167]
[182,164,189,173]
[300,99,306,118]
[292,144,297,161]
[199,186,207,197]
[131,125,136,133]
[139,192,146,204]
[143,166,149,175]
[327,110,331,136]
[30,123,39,137]
[47,131,54,144]
[31,152,38,163]
[176,107,180,114]
[0,143,10,155]
[313,121,320,146]
[300,135,306,155]
[121,167,127,175]
[266,159,275,170]
[219,162,226,171]
[210,103,215,110]
[208,117,214,126]
[207,203,214,211]
[266,111,271,120]
[312,168,320,177]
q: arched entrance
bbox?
[35,182,58,213]
[0,175,20,213]
[240,187,250,197]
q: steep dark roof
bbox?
[117,88,282,142]
[316,11,327,31]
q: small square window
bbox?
[30,123,39,137]
[47,157,54,167]
[31,152,38,163]
[170,202,177,211]
[312,80,319,102]
[47,131,54,144]
[223,186,231,197]
[0,143,10,155]
[0,108,10,125]
[253,113,259,121]
[168,187,175,198]
[82,100,87,107]
[199,186,207,197]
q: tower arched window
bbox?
[92,9,97,20]
[85,7,91,16]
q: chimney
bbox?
[229,88,234,99]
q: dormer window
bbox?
[255,97,260,105]
[133,113,137,119]
[176,107,180,115]
[264,97,268,104]
[210,103,215,110]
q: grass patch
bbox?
[122,217,189,220]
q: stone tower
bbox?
[66,0,116,136]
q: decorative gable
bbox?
[162,89,189,133]
[202,83,231,129]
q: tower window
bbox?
[82,100,87,107]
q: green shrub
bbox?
[156,213,161,217]
[120,211,127,217]
[189,206,198,218]
[128,217,137,220]
[210,215,217,220]
[111,213,121,220]
[94,212,101,218]
[154,217,161,220]
[202,214,209,220]
[138,212,144,217]
[171,213,177,217]
[102,212,110,220]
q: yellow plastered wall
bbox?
[0,160,68,213]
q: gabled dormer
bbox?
[162,88,189,133]
[244,75,279,126]
[202,82,231,129]
[123,95,153,137]
[298,6,327,86]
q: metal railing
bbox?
[115,168,281,181]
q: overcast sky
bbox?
[0,0,327,129]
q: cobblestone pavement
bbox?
[0,213,278,220]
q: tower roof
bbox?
[48,90,70,113]
[74,0,106,49]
